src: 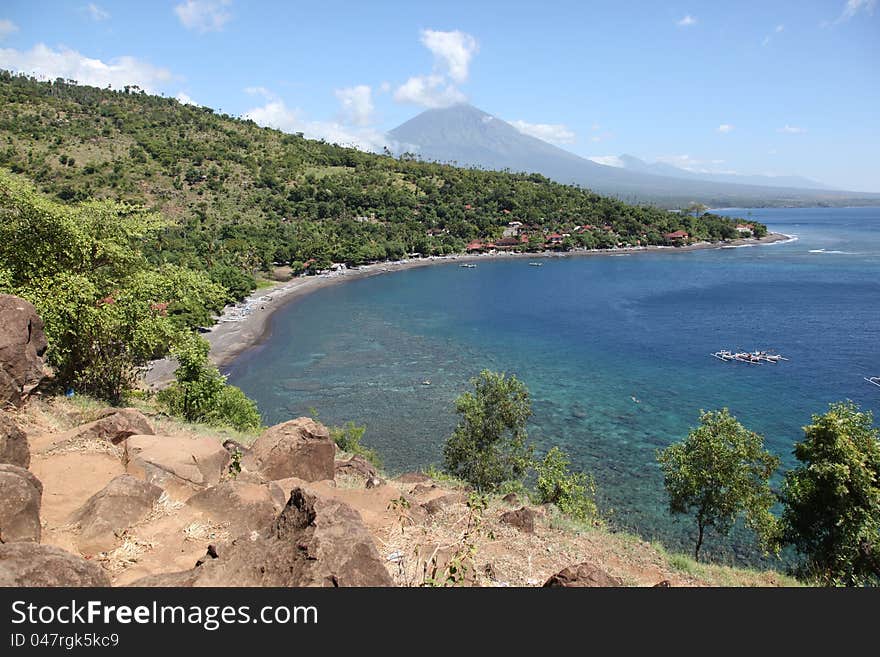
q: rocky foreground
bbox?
[0,294,792,587]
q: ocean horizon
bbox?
[226,206,880,565]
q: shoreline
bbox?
[142,232,792,388]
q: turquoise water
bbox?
[226,207,880,564]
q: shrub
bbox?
[330,421,381,467]
[442,370,533,491]
[534,447,598,523]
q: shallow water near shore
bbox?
[226,207,880,565]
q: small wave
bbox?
[808,249,861,255]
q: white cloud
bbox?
[174,0,231,33]
[0,43,174,92]
[334,85,374,127]
[175,91,198,105]
[393,73,466,108]
[717,124,734,134]
[654,154,722,172]
[588,155,624,168]
[677,15,697,27]
[244,98,391,153]
[393,29,478,108]
[763,23,785,45]
[0,19,18,40]
[778,124,807,134]
[837,0,877,22]
[420,29,478,83]
[510,119,576,145]
[84,3,110,21]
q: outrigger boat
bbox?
[459,263,477,268]
[866,376,880,388]
[528,262,543,267]
[712,349,788,364]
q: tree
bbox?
[535,446,598,523]
[780,401,880,586]
[657,409,780,560]
[442,370,534,491]
[157,333,261,431]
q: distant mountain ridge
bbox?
[614,154,830,191]
[390,104,878,207]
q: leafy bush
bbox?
[442,370,534,491]
[330,421,381,467]
[780,401,880,586]
[157,333,261,431]
[534,447,598,523]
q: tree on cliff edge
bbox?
[657,409,779,561]
[443,370,533,491]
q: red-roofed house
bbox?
[663,230,689,243]
[466,240,485,252]
[547,233,564,246]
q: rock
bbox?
[0,295,49,408]
[70,409,154,445]
[0,543,111,586]
[245,418,335,482]
[499,506,536,533]
[0,463,42,543]
[364,476,383,489]
[543,562,624,587]
[335,455,379,480]
[654,580,672,587]
[410,483,438,497]
[222,439,249,456]
[395,471,431,484]
[0,414,29,468]
[132,487,394,587]
[124,434,229,494]
[187,481,277,533]
[69,474,162,553]
[502,492,519,505]
[422,492,467,515]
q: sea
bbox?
[225,207,880,565]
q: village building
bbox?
[663,230,689,243]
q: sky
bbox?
[0,1,878,192]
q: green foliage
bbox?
[157,333,261,431]
[0,169,224,402]
[780,401,880,586]
[0,71,763,291]
[330,421,382,467]
[535,447,598,523]
[228,448,243,479]
[442,370,534,491]
[657,409,780,560]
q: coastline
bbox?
[142,232,792,388]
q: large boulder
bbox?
[70,409,154,446]
[0,414,29,468]
[245,418,335,482]
[0,543,111,586]
[187,481,277,533]
[0,464,42,543]
[69,474,163,553]
[335,455,379,480]
[543,562,624,587]
[124,434,229,494]
[132,487,394,587]
[422,492,468,515]
[0,295,49,408]
[499,506,536,534]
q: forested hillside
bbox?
[0,71,758,296]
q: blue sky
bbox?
[1,1,878,191]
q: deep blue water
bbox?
[226,207,880,564]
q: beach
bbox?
[142,231,792,388]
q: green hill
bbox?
[0,71,758,298]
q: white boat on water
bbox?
[528,262,543,267]
[866,376,880,388]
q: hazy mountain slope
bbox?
[390,105,877,207]
[616,154,830,191]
